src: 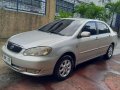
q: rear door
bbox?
[96,22,111,56]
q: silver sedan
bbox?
[2,18,117,80]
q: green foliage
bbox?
[55,10,73,20]
[105,1,120,14]
[59,10,73,18]
[85,3,104,19]
[74,3,106,20]
[74,3,88,18]
[74,0,120,25]
[105,0,120,26]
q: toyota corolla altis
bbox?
[2,18,117,80]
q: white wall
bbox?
[78,0,119,6]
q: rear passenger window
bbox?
[82,22,97,35]
[97,22,110,34]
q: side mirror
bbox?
[81,31,91,37]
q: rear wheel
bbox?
[104,44,114,59]
[54,55,74,81]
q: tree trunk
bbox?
[110,13,114,27]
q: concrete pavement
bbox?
[0,39,120,90]
[113,38,120,55]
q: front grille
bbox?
[7,42,22,53]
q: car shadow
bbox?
[75,56,107,71]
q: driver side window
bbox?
[81,21,97,36]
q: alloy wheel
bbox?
[59,59,72,78]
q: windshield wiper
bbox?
[50,31,64,36]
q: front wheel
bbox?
[54,55,74,81]
[104,44,114,59]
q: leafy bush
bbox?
[55,10,73,20]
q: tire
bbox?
[54,55,74,81]
[104,44,114,59]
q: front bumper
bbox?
[2,46,58,76]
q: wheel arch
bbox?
[111,42,115,49]
[53,51,76,74]
[60,52,76,64]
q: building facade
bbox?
[0,0,77,38]
[56,0,75,13]
[0,0,56,38]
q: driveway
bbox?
[0,39,120,90]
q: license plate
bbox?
[3,54,12,65]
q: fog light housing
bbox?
[26,69,41,74]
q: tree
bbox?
[85,3,105,20]
[74,3,88,18]
[74,3,106,21]
[55,10,73,20]
[105,1,120,26]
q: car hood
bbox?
[9,30,68,49]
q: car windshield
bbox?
[38,19,81,36]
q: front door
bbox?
[76,21,99,64]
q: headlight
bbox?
[23,47,52,56]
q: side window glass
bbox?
[97,22,110,34]
[82,22,97,35]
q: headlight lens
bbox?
[23,47,52,56]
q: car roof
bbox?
[62,18,102,22]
